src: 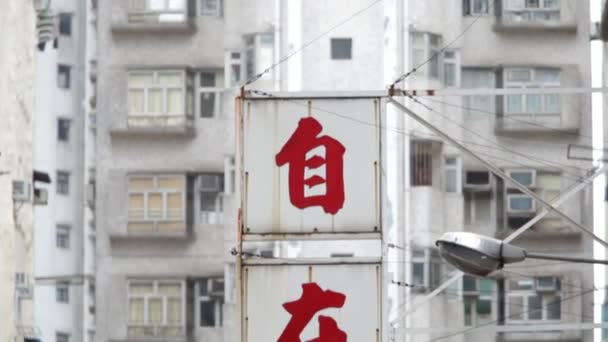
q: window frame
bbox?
[462,276,496,326]
[127,174,187,232]
[410,32,443,79]
[56,171,70,195]
[58,64,71,89]
[504,67,561,117]
[128,0,188,23]
[198,173,224,225]
[506,276,562,323]
[411,140,434,187]
[198,71,222,118]
[127,279,186,337]
[56,282,69,303]
[56,224,71,249]
[503,0,561,23]
[442,50,460,87]
[57,118,71,142]
[225,51,244,87]
[330,38,353,60]
[58,13,73,36]
[443,155,462,193]
[127,69,190,126]
[196,277,225,328]
[464,0,491,15]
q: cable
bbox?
[408,94,591,177]
[249,89,590,180]
[422,96,598,145]
[390,0,498,86]
[243,0,383,87]
[427,285,602,341]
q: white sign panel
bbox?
[244,263,381,342]
[243,98,381,234]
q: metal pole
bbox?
[525,252,608,265]
[387,98,608,248]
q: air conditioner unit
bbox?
[535,277,559,292]
[33,187,48,205]
[507,194,536,216]
[200,174,222,192]
[12,181,31,202]
[506,169,536,189]
[463,171,491,191]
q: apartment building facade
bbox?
[395,1,595,341]
[95,0,594,341]
[96,0,282,341]
[33,0,98,341]
[0,1,38,341]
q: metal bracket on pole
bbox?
[387,98,608,248]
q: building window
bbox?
[411,141,433,186]
[128,0,187,23]
[443,50,459,87]
[56,332,70,342]
[56,224,70,249]
[411,250,441,290]
[506,277,561,322]
[56,283,69,303]
[199,174,224,225]
[443,156,461,193]
[504,68,560,116]
[463,0,490,15]
[58,65,71,89]
[410,32,442,78]
[56,171,70,195]
[200,0,221,16]
[465,192,492,226]
[128,280,185,337]
[503,0,560,22]
[462,68,495,117]
[463,276,494,326]
[243,32,275,81]
[199,72,221,118]
[58,13,72,35]
[197,278,224,327]
[127,175,186,232]
[226,51,243,87]
[57,118,71,142]
[128,70,191,126]
[330,38,352,60]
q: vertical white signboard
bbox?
[243,98,382,235]
[243,263,381,342]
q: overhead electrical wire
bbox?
[390,0,499,86]
[427,285,603,341]
[242,0,382,87]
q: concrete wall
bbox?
[0,1,36,341]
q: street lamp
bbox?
[436,232,608,277]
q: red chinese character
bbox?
[278,282,347,342]
[275,117,346,215]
